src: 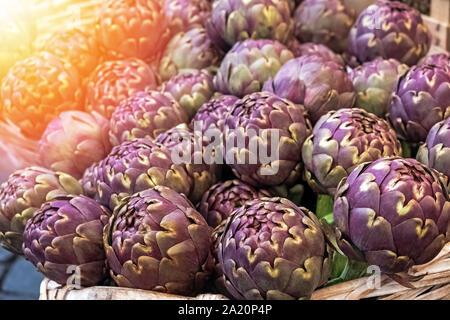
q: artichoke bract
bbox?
[191,94,239,135]
[197,179,270,228]
[293,0,356,54]
[155,124,222,204]
[0,52,83,139]
[23,195,110,286]
[224,92,312,188]
[302,108,402,196]
[158,27,222,82]
[85,59,158,119]
[417,118,450,185]
[349,58,409,117]
[206,0,293,52]
[104,186,213,295]
[82,138,192,211]
[217,197,331,300]
[287,40,345,65]
[348,1,431,66]
[263,54,355,123]
[39,111,112,180]
[109,91,189,146]
[389,64,450,144]
[418,53,450,71]
[96,0,171,64]
[160,69,216,119]
[0,167,82,254]
[214,39,294,98]
[334,157,450,274]
[41,28,101,79]
[164,0,211,34]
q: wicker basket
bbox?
[39,243,450,300]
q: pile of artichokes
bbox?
[0,0,449,300]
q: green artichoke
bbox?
[214,39,294,98]
[333,157,450,274]
[104,186,213,295]
[23,195,110,286]
[0,167,82,254]
[302,108,402,196]
[349,58,409,117]
[158,27,222,82]
[217,197,331,299]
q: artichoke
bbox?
[217,197,331,300]
[197,179,270,228]
[164,0,211,34]
[302,108,402,196]
[348,0,431,66]
[85,58,159,119]
[0,52,83,139]
[109,91,189,146]
[191,94,239,135]
[389,64,450,144]
[81,138,192,211]
[206,0,293,52]
[293,0,356,54]
[41,28,101,79]
[23,195,110,286]
[349,58,409,117]
[333,157,450,274]
[214,39,294,98]
[263,54,355,123]
[39,111,112,180]
[287,39,345,65]
[418,53,450,71]
[417,118,450,186]
[224,92,312,188]
[160,69,216,119]
[0,167,82,254]
[104,186,213,295]
[155,124,222,204]
[158,27,222,82]
[95,0,171,64]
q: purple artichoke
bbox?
[214,39,294,98]
[109,91,189,146]
[263,54,355,123]
[217,197,331,300]
[224,92,312,188]
[160,69,216,119]
[164,0,211,34]
[302,108,402,196]
[333,157,450,274]
[417,118,450,185]
[23,195,110,286]
[0,167,82,254]
[85,58,159,119]
[349,58,409,117]
[95,0,171,64]
[104,186,213,295]
[389,64,450,144]
[81,138,193,211]
[293,0,356,54]
[418,53,450,71]
[155,124,222,204]
[206,0,293,52]
[190,94,239,135]
[158,28,222,82]
[197,179,270,228]
[348,1,431,66]
[287,39,345,65]
[39,111,112,179]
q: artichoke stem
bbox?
[316,194,334,220]
[401,140,412,158]
[328,252,369,286]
